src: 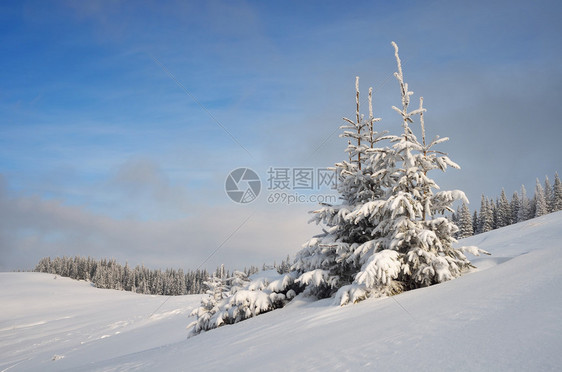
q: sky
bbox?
[1,0,561,271]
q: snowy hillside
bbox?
[2,212,562,371]
[0,274,201,371]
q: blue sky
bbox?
[1,0,561,271]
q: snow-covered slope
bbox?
[2,212,562,371]
[0,275,201,371]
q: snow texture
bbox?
[2,211,562,371]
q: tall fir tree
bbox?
[293,75,389,298]
[296,42,485,304]
[341,42,483,300]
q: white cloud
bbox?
[0,175,315,271]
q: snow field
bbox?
[1,211,562,371]
[0,275,201,371]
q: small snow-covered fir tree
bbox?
[544,176,553,213]
[451,208,460,226]
[472,211,478,235]
[476,196,484,233]
[553,172,562,212]
[518,185,531,222]
[510,191,520,225]
[496,189,511,228]
[490,198,498,229]
[534,178,548,218]
[478,195,494,233]
[188,270,256,335]
[188,269,297,336]
[188,273,229,335]
[457,202,473,239]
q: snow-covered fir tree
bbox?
[478,195,494,233]
[295,42,486,304]
[534,178,548,218]
[518,185,531,222]
[544,176,553,213]
[188,271,232,335]
[496,189,511,228]
[451,208,460,226]
[291,73,395,300]
[187,42,487,335]
[510,191,520,225]
[472,211,478,235]
[456,202,474,239]
[277,255,292,274]
[553,173,562,212]
[188,269,297,336]
[475,196,484,234]
[490,198,498,230]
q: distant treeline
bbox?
[453,172,562,238]
[33,256,264,295]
